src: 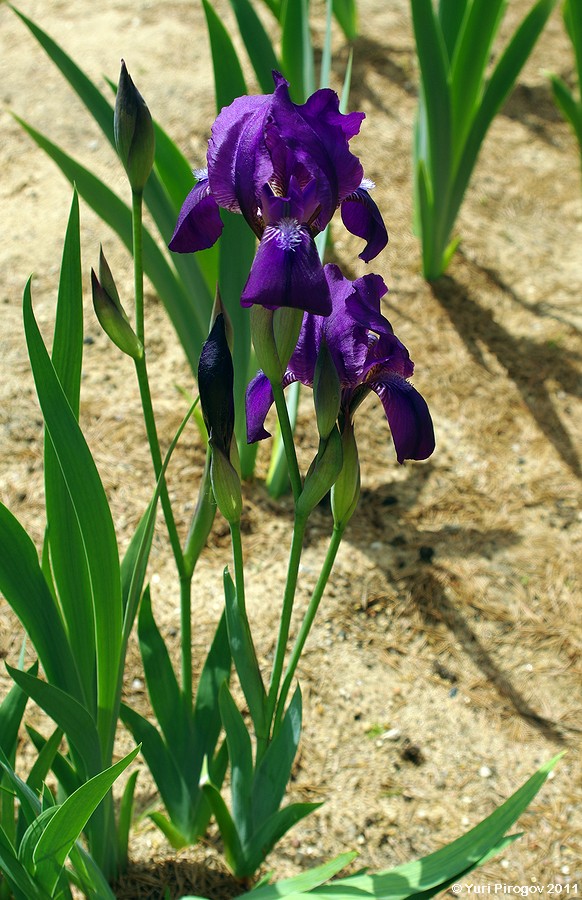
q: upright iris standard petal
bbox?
[341,182,388,263]
[168,173,223,253]
[373,376,435,463]
[170,73,387,315]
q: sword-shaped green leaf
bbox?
[43,190,95,710]
[23,280,123,758]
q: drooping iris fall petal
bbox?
[245,264,435,464]
[169,173,223,252]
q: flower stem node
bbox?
[91,250,143,360]
[313,338,341,440]
[114,60,155,194]
[297,425,343,519]
[331,419,361,529]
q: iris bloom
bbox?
[169,74,388,316]
[246,265,435,464]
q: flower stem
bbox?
[271,380,302,503]
[131,189,185,578]
[265,512,308,739]
[230,520,247,619]
[273,523,344,735]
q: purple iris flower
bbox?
[169,73,388,316]
[246,265,435,464]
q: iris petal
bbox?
[372,375,435,463]
[168,178,223,253]
[246,371,275,442]
[341,187,388,262]
[241,222,331,315]
[208,93,273,230]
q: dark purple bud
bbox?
[198,314,235,457]
[198,313,241,523]
[114,60,155,193]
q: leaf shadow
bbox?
[430,274,582,479]
[345,480,567,745]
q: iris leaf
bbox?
[203,0,247,110]
[0,505,82,701]
[227,0,280,93]
[23,279,123,759]
[43,190,95,710]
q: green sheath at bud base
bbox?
[114,60,155,193]
[313,338,341,440]
[250,306,303,383]
[210,443,242,525]
[331,419,360,529]
[297,425,343,518]
[91,264,143,360]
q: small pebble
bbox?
[479,765,493,778]
[131,678,144,691]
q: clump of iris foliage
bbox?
[549,0,582,177]
[412,0,556,278]
[0,1,565,898]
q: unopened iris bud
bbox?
[91,252,143,359]
[331,418,360,529]
[250,305,303,383]
[198,312,241,523]
[297,425,343,518]
[114,60,155,193]
[313,338,341,439]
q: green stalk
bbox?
[271,379,302,503]
[131,189,185,577]
[179,574,194,709]
[264,512,307,742]
[273,523,344,734]
[230,520,247,621]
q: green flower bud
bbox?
[250,305,303,383]
[297,425,343,518]
[331,418,361,529]
[313,337,341,439]
[91,254,143,360]
[114,60,155,193]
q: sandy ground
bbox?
[1,0,581,897]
